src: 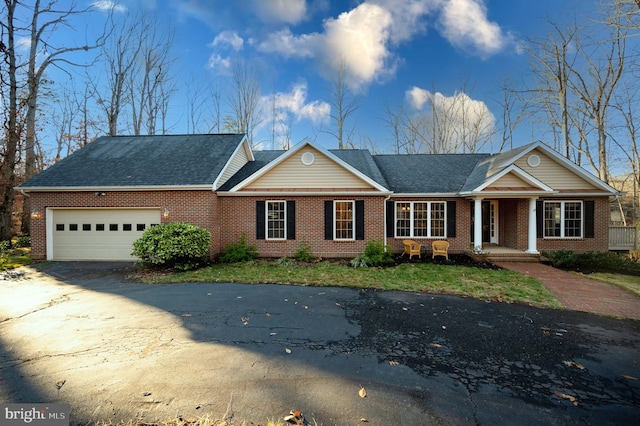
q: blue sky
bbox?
[43,0,589,155]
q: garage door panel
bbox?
[51,209,161,261]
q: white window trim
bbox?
[266,200,286,240]
[543,200,583,239]
[334,200,355,241]
[394,201,447,238]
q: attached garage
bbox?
[47,208,161,261]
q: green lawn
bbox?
[135,260,563,309]
[573,272,640,298]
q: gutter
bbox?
[383,193,392,251]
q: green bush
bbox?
[0,240,11,258]
[219,234,258,263]
[543,250,578,269]
[276,257,294,267]
[132,222,211,271]
[294,241,316,262]
[544,250,640,272]
[352,240,394,267]
[14,235,31,248]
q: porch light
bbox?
[31,211,42,219]
[163,208,170,218]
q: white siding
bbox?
[245,147,375,190]
[216,144,250,189]
[515,149,599,190]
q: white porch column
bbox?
[473,198,483,251]
[526,197,539,254]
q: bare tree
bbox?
[20,0,104,233]
[224,61,262,147]
[326,60,361,149]
[0,0,23,240]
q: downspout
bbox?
[383,194,392,251]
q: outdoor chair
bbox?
[402,240,422,259]
[432,240,449,260]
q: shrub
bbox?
[219,234,258,263]
[132,222,211,271]
[543,250,578,269]
[352,240,394,267]
[294,241,316,263]
[14,235,31,248]
[0,240,11,258]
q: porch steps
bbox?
[466,250,541,263]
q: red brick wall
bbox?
[535,197,609,253]
[28,190,218,260]
[218,196,388,258]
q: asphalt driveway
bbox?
[1,262,639,425]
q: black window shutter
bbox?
[256,201,265,240]
[584,200,595,238]
[286,201,296,240]
[446,201,456,238]
[355,200,365,240]
[536,200,544,238]
[324,200,333,240]
[386,201,395,238]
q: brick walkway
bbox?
[494,262,640,321]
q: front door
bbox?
[471,200,499,244]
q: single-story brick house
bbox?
[18,134,618,261]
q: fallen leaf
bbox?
[270,332,277,336]
[266,312,271,317]
[430,343,442,348]
[181,313,191,317]
[285,348,292,354]
[562,361,585,370]
[360,418,368,422]
[389,360,399,366]
[55,380,66,390]
[554,391,579,406]
[442,325,446,330]
[402,307,408,311]
[622,375,638,380]
[359,386,367,398]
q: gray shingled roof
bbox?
[372,154,491,193]
[330,149,389,188]
[20,134,245,188]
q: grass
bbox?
[0,247,31,271]
[573,271,640,298]
[135,259,563,309]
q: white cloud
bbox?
[254,0,307,24]
[207,53,231,72]
[258,28,318,58]
[91,1,127,13]
[438,0,510,57]
[406,86,431,110]
[211,31,244,52]
[273,82,330,124]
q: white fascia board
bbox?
[213,135,254,190]
[229,139,390,193]
[218,190,392,197]
[18,185,213,192]
[388,193,460,198]
[473,164,555,193]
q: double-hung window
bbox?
[334,200,354,240]
[395,202,446,238]
[267,201,286,240]
[544,201,582,238]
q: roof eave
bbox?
[18,185,214,192]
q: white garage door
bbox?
[50,209,161,261]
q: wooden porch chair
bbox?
[432,240,449,260]
[402,240,422,259]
